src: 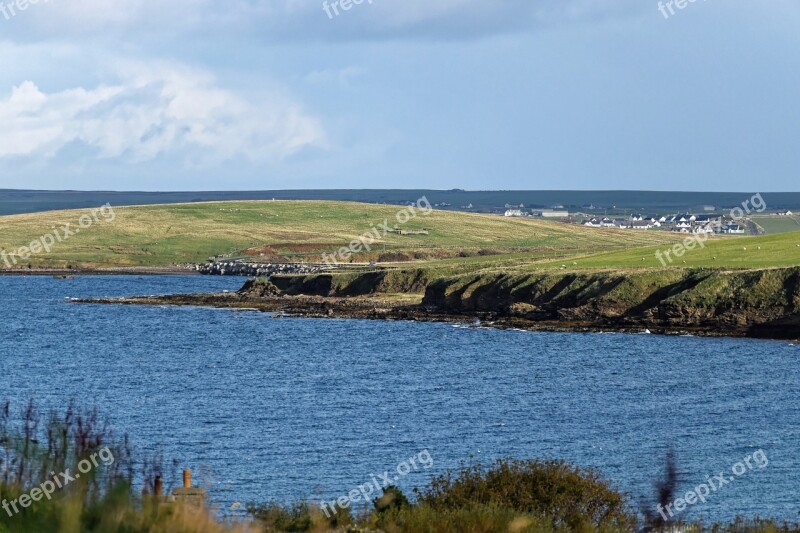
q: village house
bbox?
[724,224,746,234]
[539,210,570,218]
[504,209,526,217]
[600,217,615,228]
[694,224,715,234]
[694,214,722,224]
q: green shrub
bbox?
[416,459,635,531]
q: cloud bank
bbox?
[0,61,326,163]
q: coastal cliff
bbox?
[264,267,800,339]
[420,268,800,339]
[80,266,800,340]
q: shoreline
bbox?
[0,266,198,276]
[73,292,800,342]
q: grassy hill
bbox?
[2,199,798,272]
[0,201,681,269]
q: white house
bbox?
[724,224,746,234]
[694,224,715,234]
[540,210,569,218]
[584,218,602,227]
[600,217,616,228]
[504,209,525,217]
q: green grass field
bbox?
[2,200,799,273]
[531,232,800,270]
[751,215,800,234]
[0,201,683,269]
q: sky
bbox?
[0,0,798,192]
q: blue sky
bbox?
[0,0,798,191]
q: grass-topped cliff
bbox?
[261,266,800,338]
[421,267,800,338]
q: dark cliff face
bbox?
[270,269,434,297]
[251,267,800,339]
[422,268,800,339]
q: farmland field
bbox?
[2,201,799,274]
[0,201,683,269]
[751,215,800,234]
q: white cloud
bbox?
[0,61,326,163]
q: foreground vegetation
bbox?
[1,401,797,533]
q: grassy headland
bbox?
[6,200,800,339]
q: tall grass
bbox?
[0,400,253,533]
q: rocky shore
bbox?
[75,267,800,341]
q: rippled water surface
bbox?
[1,275,798,521]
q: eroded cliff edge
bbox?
[266,267,800,339]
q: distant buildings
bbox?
[580,211,740,234]
[504,209,526,217]
[538,210,570,218]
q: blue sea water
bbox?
[0,275,798,522]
